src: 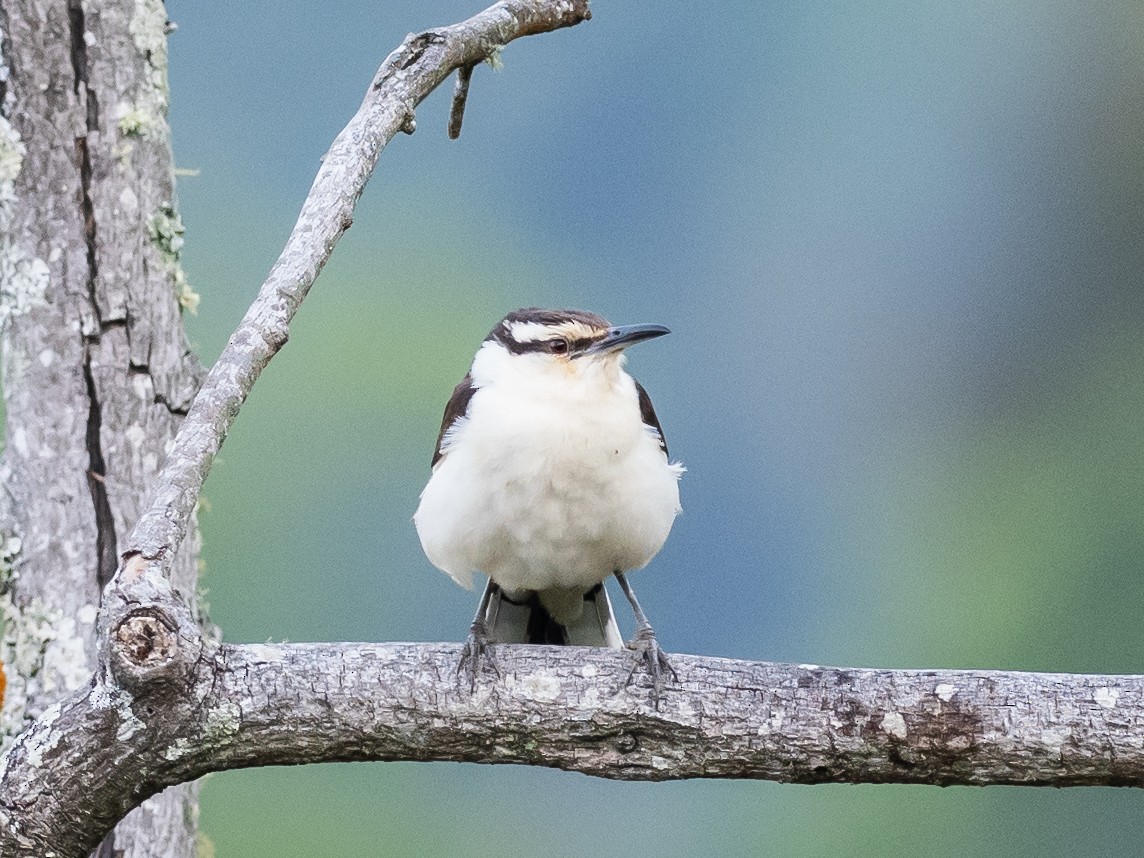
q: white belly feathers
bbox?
[414,368,683,597]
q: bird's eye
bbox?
[548,339,569,354]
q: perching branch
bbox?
[4,645,1144,855]
[89,648,1144,787]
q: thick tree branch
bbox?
[177,648,1144,787]
[4,645,1144,854]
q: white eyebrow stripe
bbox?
[504,321,551,343]
[506,320,600,344]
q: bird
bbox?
[414,307,684,697]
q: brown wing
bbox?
[634,380,669,458]
[431,374,477,467]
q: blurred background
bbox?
[165,0,1144,854]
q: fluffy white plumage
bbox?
[414,331,683,626]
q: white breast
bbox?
[414,348,683,599]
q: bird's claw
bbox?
[457,620,500,692]
[624,625,677,707]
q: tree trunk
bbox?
[0,0,202,854]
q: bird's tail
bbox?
[481,580,622,648]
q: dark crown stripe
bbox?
[486,307,611,354]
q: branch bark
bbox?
[4,644,1143,854]
[97,647,1144,787]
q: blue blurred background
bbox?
[165,1,1144,854]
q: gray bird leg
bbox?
[614,571,677,706]
[459,579,502,690]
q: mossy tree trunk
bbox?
[0,0,203,854]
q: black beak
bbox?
[578,323,671,357]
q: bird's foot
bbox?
[457,619,500,692]
[624,624,678,707]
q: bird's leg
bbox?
[614,571,677,705]
[458,579,502,691]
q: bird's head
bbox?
[477,308,669,384]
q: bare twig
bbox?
[448,63,477,138]
[121,0,591,577]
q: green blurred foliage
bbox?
[199,766,1144,857]
[821,327,1144,674]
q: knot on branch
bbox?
[100,554,204,688]
[397,31,447,70]
[115,608,177,667]
[615,731,639,753]
[110,607,183,685]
